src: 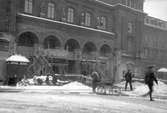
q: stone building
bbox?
[0,0,115,82]
[142,16,167,69]
[0,0,167,82]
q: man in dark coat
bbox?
[91,71,101,93]
[124,69,133,91]
[144,66,158,101]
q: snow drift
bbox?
[116,80,167,97]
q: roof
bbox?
[6,54,30,63]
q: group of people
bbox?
[32,74,58,85]
[123,65,158,101]
[91,65,158,101]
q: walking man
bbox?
[124,69,133,91]
[91,71,101,93]
[144,66,158,101]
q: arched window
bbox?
[43,36,61,49]
[24,0,33,14]
[81,12,92,26]
[85,12,91,26]
[101,16,106,29]
[97,16,107,29]
[100,44,112,57]
[83,42,97,55]
[47,2,55,19]
[67,7,74,23]
[17,32,38,47]
[65,39,80,52]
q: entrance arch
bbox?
[65,39,80,52]
[100,44,112,57]
[43,36,61,49]
[17,32,39,47]
[64,39,81,74]
[17,32,39,56]
[82,42,97,55]
[81,42,97,75]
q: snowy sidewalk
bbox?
[115,80,167,99]
[1,80,167,99]
[0,82,93,94]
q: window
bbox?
[81,12,85,25]
[24,0,33,14]
[40,2,46,17]
[151,20,154,25]
[101,16,106,29]
[47,2,55,19]
[128,0,132,7]
[126,0,135,8]
[67,8,74,23]
[97,16,106,29]
[131,0,135,8]
[128,22,133,33]
[61,7,66,21]
[158,22,162,27]
[146,18,149,24]
[125,0,128,6]
[80,12,91,26]
[85,12,91,26]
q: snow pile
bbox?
[154,81,167,95]
[117,81,167,97]
[17,81,92,93]
[62,81,92,90]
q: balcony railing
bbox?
[82,52,97,61]
[16,46,34,56]
[43,49,81,60]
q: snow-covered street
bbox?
[0,92,167,113]
[0,81,167,113]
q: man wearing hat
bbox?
[91,71,101,93]
[124,69,133,91]
[144,65,158,101]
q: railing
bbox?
[27,55,52,77]
[0,45,9,51]
[43,49,82,60]
[144,16,167,30]
[16,46,34,56]
[82,52,97,61]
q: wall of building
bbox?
[0,0,9,32]
[15,0,146,82]
[0,0,167,82]
[142,18,167,68]
[11,0,116,81]
[112,4,145,80]
[16,0,114,33]
[100,0,144,11]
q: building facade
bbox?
[142,16,167,69]
[0,0,167,82]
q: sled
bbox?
[95,81,122,96]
